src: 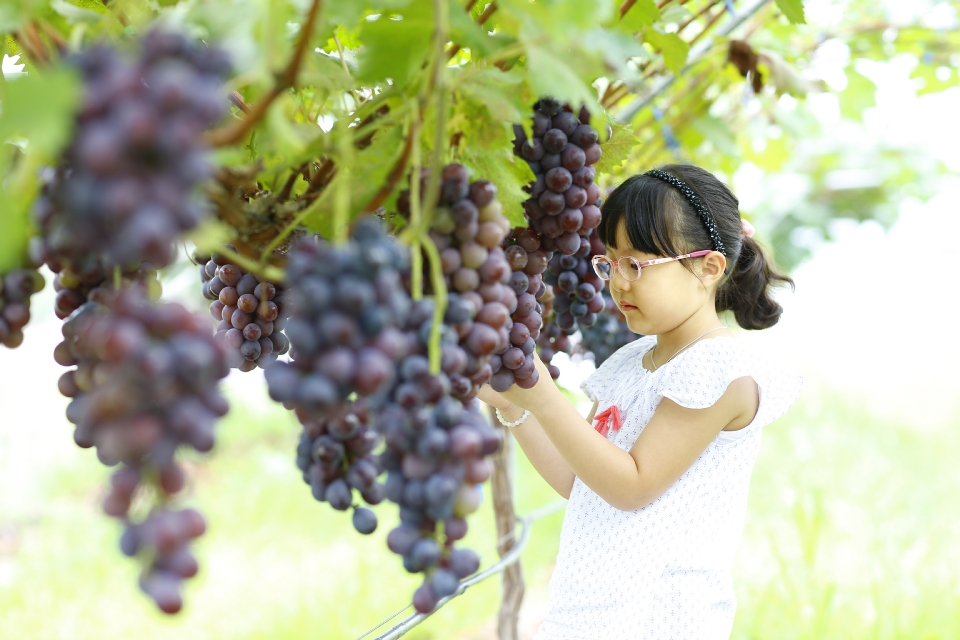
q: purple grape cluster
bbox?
[398,164,515,401]
[488,227,549,391]
[543,228,607,330]
[512,97,603,263]
[577,288,640,366]
[0,267,45,349]
[294,399,386,535]
[198,248,290,371]
[264,218,411,420]
[121,507,206,614]
[55,285,229,613]
[31,30,229,275]
[377,298,501,614]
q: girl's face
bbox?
[606,221,724,335]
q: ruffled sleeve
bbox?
[580,335,656,403]
[656,338,803,430]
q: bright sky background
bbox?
[2,3,959,520]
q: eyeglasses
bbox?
[592,250,712,282]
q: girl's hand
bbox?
[476,384,515,412]
[479,352,559,414]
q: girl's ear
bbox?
[699,250,727,286]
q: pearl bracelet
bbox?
[495,407,531,428]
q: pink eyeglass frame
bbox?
[592,249,712,282]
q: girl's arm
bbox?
[478,388,598,499]
[493,355,758,511]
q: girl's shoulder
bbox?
[658,336,803,427]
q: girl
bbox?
[479,164,803,640]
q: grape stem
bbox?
[204,0,324,148]
[13,22,49,66]
[361,105,421,215]
[332,126,353,244]
[421,233,448,375]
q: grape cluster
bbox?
[198,248,290,371]
[121,507,207,614]
[31,30,229,275]
[543,227,607,326]
[398,164,515,400]
[513,98,606,338]
[264,218,411,420]
[378,299,501,614]
[0,267,45,349]
[293,399,386,535]
[577,288,640,366]
[489,227,548,391]
[55,286,229,612]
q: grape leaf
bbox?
[593,121,634,175]
[839,67,876,120]
[452,96,534,227]
[617,0,660,31]
[355,13,433,87]
[775,0,806,25]
[524,44,600,115]
[643,28,688,75]
[0,67,79,156]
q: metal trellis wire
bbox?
[354,500,567,640]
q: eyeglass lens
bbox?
[593,257,642,281]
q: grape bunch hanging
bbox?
[199,248,291,371]
[377,296,501,614]
[398,164,516,398]
[265,219,412,536]
[30,29,229,276]
[56,285,230,613]
[507,97,608,379]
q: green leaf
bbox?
[593,121,634,175]
[524,44,599,115]
[643,28,688,74]
[355,12,433,87]
[839,67,876,120]
[617,0,660,31]
[0,66,79,157]
[775,0,806,25]
[452,96,533,227]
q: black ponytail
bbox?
[716,235,794,330]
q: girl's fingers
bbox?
[476,384,513,411]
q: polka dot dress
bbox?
[533,335,803,640]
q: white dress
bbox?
[533,335,803,640]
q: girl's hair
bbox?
[597,164,794,330]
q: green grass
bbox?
[1,380,957,639]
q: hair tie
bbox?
[643,169,726,257]
[741,218,755,238]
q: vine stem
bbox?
[422,233,447,375]
[204,0,323,148]
[332,125,353,244]
[406,106,424,302]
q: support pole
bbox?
[489,406,524,640]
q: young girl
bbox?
[479,164,803,640]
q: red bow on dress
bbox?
[593,404,623,437]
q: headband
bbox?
[643,169,727,257]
